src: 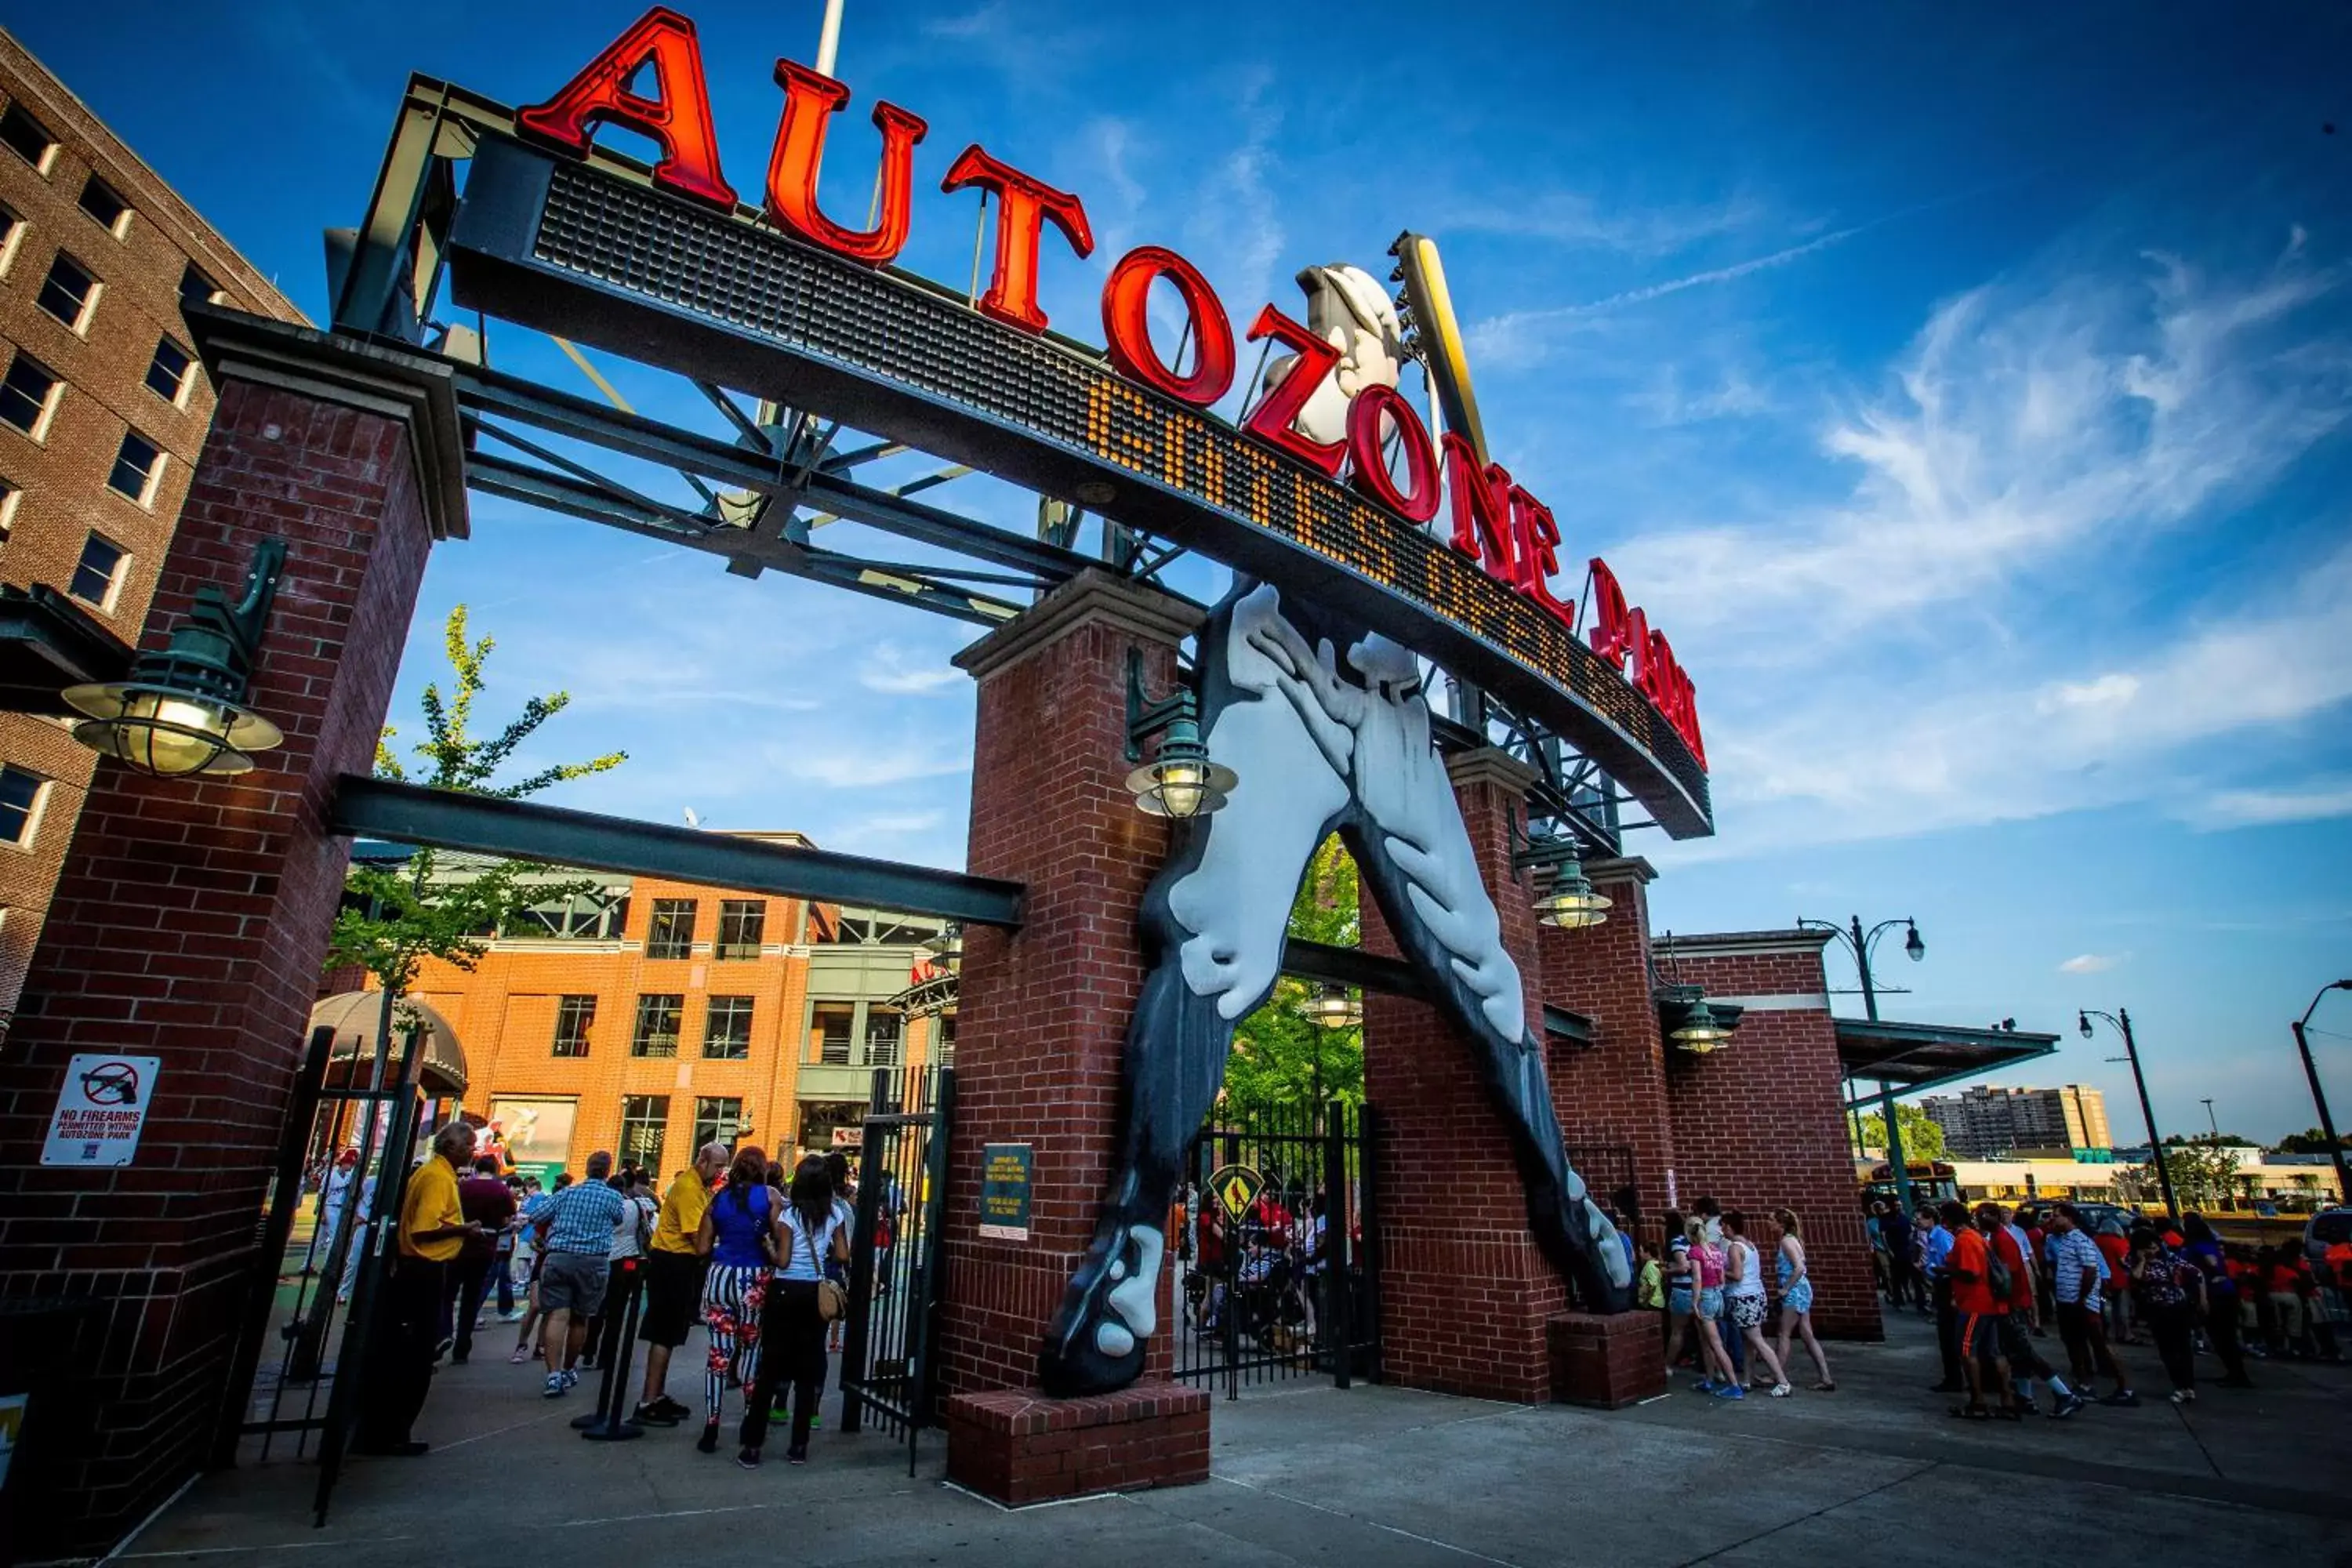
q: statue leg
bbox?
[1341,646,1632,1314]
[1037,652,1348,1396]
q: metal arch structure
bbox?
[323,74,1696,859]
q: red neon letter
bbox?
[763,60,927,267]
[941,146,1094,335]
[1102,247,1235,406]
[515,6,739,209]
[1442,433,1517,580]
[1588,557,1633,668]
[1240,305,1346,476]
[1509,489,1576,623]
[1345,385,1439,523]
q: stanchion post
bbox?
[579,1258,645,1442]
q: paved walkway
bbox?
[129,1312,2352,1566]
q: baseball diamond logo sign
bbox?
[442,5,1712,838]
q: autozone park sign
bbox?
[442,7,1713,836]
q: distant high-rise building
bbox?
[1921,1083,2112,1158]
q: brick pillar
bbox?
[1361,746,1567,1404]
[1659,932,1882,1340]
[935,571,1210,1501]
[0,317,461,1559]
[1537,858,1676,1229]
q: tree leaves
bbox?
[1225,837,1363,1121]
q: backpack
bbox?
[2138,1250,2190,1309]
[1983,1237,2013,1303]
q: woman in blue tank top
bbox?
[694,1146,775,1450]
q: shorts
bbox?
[539,1250,609,1316]
[1956,1309,2006,1365]
[1696,1287,1725,1321]
[1780,1279,1814,1316]
[639,1248,708,1348]
[1668,1287,1693,1315]
[1729,1293,1766,1330]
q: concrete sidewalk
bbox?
[125,1312,2352,1566]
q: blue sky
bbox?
[17,2,2350,1140]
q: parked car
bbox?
[2303,1207,2352,1270]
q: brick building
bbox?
[0,30,303,1024]
[374,844,953,1181]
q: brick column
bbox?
[1658,931,1882,1340]
[1361,746,1566,1404]
[936,572,1210,1501]
[1537,858,1676,1227]
[0,316,462,1559]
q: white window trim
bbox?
[1,361,61,444]
[73,533,128,614]
[149,340,195,409]
[0,212,22,281]
[0,482,18,543]
[0,769,51,851]
[109,437,165,510]
[80,178,132,241]
[40,256,101,336]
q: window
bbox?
[145,337,194,406]
[0,479,16,543]
[631,993,684,1057]
[551,994,595,1058]
[0,356,59,439]
[0,103,56,173]
[692,1097,745,1153]
[36,253,99,333]
[0,767,45,847]
[0,205,20,278]
[702,996,753,1059]
[179,261,221,311]
[935,1012,956,1069]
[645,897,696,959]
[866,1009,902,1068]
[107,432,163,507]
[619,1094,670,1175]
[813,1004,853,1066]
[77,175,129,238]
[69,532,125,610]
[714,898,766,960]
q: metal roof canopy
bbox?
[1838,1018,2060,1107]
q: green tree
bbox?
[1224,837,1362,1123]
[325,606,626,1004]
[2154,1138,2252,1210]
[2276,1127,2352,1154]
[1855,1103,1947,1162]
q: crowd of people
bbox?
[1862,1195,2347,1421]
[354,1123,879,1472]
[1644,1197,1835,1400]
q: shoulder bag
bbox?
[800,1213,848,1321]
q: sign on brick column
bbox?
[938,572,1201,1397]
[1538,858,1677,1235]
[0,317,462,1559]
[1360,746,1566,1404]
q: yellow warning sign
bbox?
[1208,1163,1263,1221]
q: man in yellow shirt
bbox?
[357,1120,485,1456]
[633,1141,728,1425]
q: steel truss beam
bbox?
[329,777,1025,928]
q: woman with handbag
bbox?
[739,1155,849,1468]
[695,1146,777,1453]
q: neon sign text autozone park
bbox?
[441,6,1712,837]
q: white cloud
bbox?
[784,750,971,789]
[1441,189,1771,256]
[2059,953,2119,975]
[2201,783,2352,827]
[859,644,964,695]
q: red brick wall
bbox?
[0,376,434,1555]
[935,575,1192,1397]
[1658,942,1881,1340]
[1537,862,1676,1235]
[1360,752,1566,1403]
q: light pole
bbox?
[2201,1098,2219,1141]
[2291,980,2352,1203]
[2080,1007,2176,1220]
[1800,914,1924,1215]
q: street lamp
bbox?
[1509,812,1612,928]
[1305,982,1360,1029]
[1123,650,1236,819]
[1801,913,1925,1216]
[65,539,287,778]
[2079,1007,2176,1220]
[2291,980,2352,1203]
[924,926,964,971]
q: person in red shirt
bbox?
[2096,1222,2137,1343]
[1981,1203,2083,1417]
[1943,1200,2013,1418]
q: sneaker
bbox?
[633,1400,683,1428]
[2100,1390,2140,1407]
[736,1447,761,1470]
[653,1395,692,1420]
[1769,1383,1791,1398]
[1693,1378,1716,1394]
[786,1445,808,1465]
[561,1369,580,1391]
[696,1421,720,1454]
[1713,1383,1745,1399]
[2053,1394,2086,1419]
[808,1410,822,1432]
[509,1346,530,1366]
[543,1374,566,1399]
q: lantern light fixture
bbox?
[924,926,964,971]
[1508,809,1612,928]
[64,539,287,779]
[1305,982,1361,1029]
[1123,648,1236,819]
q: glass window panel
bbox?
[631,993,683,1057]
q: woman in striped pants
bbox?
[694,1146,776,1453]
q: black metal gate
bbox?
[1174,1100,1380,1397]
[839,1063,953,1474]
[220,1006,434,1526]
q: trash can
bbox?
[0,1297,97,1566]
